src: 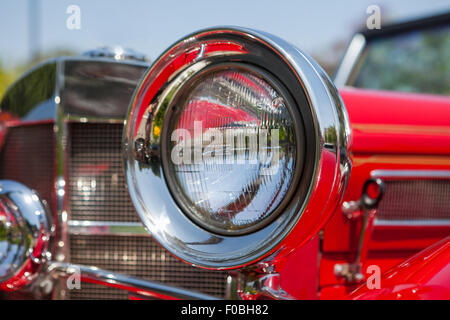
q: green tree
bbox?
[0,62,18,100]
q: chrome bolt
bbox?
[134,138,148,163]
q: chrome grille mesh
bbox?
[67,282,128,300]
[68,123,138,222]
[67,123,227,299]
[377,179,450,221]
[68,234,228,299]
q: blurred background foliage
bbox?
[0,63,18,99]
[2,0,449,101]
[2,13,449,100]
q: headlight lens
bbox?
[164,66,299,235]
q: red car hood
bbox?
[340,87,450,156]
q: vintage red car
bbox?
[0,12,449,300]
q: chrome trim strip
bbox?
[60,56,150,68]
[371,169,450,179]
[68,220,148,236]
[333,33,366,87]
[375,219,450,226]
[53,58,71,299]
[48,262,220,300]
[65,115,126,124]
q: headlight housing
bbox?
[123,27,351,269]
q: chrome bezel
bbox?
[123,27,351,269]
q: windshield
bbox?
[351,24,450,96]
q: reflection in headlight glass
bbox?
[167,68,298,234]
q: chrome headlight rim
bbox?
[123,26,350,270]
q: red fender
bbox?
[348,236,450,300]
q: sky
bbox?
[0,0,449,69]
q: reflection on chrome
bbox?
[48,262,219,300]
[0,180,53,291]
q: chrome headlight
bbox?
[123,27,351,269]
[0,180,52,291]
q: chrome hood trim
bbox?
[47,262,219,300]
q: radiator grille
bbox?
[68,234,228,299]
[0,124,55,210]
[66,282,129,300]
[377,179,450,221]
[68,123,138,222]
[68,123,228,299]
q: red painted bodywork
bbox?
[316,87,450,300]
[349,236,450,300]
[343,87,450,155]
[1,77,449,300]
